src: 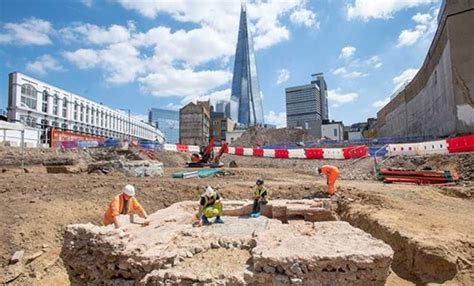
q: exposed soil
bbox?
[0,147,473,285]
[230,127,317,147]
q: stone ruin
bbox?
[61,200,393,285]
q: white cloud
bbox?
[181,88,231,106]
[62,49,99,69]
[26,54,64,76]
[131,113,147,122]
[265,111,287,128]
[327,88,359,107]
[332,67,367,79]
[139,69,231,98]
[347,0,438,21]
[0,18,53,45]
[340,46,356,59]
[397,10,438,48]
[290,8,319,28]
[165,103,182,111]
[372,97,390,109]
[80,0,92,7]
[276,69,290,85]
[366,56,383,69]
[60,22,133,45]
[393,68,419,91]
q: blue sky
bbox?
[0,0,441,127]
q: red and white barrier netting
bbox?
[162,135,474,160]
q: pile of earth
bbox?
[230,127,317,147]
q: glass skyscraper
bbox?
[230,3,264,126]
[148,108,179,143]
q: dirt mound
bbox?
[154,150,188,167]
[231,127,316,147]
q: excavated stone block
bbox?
[118,160,164,177]
[61,200,392,285]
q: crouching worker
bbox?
[197,186,224,225]
[318,165,340,196]
[103,184,150,229]
[250,178,270,218]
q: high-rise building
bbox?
[148,108,179,143]
[7,72,164,145]
[215,100,231,119]
[210,111,234,142]
[179,101,210,146]
[230,2,264,126]
[285,73,328,138]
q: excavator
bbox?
[187,137,229,168]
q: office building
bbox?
[179,101,210,146]
[285,73,328,138]
[148,108,179,143]
[210,111,234,141]
[7,72,163,145]
[321,120,344,141]
[215,100,231,118]
[230,2,264,126]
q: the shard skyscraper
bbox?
[230,2,264,126]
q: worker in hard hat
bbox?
[196,186,224,225]
[103,184,150,229]
[318,165,340,196]
[250,178,270,218]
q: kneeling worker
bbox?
[250,178,270,218]
[318,165,340,196]
[103,184,150,229]
[197,186,224,225]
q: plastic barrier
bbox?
[388,143,418,156]
[234,147,244,156]
[188,145,200,152]
[228,147,235,155]
[274,149,289,158]
[253,148,264,157]
[176,144,189,152]
[447,135,474,153]
[322,148,344,159]
[243,148,253,156]
[163,144,178,152]
[305,148,324,159]
[263,149,275,158]
[342,146,368,159]
[288,149,306,159]
[368,146,388,157]
[416,140,448,155]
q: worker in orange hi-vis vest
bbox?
[318,165,340,196]
[103,185,150,229]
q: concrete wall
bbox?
[0,128,40,147]
[377,1,474,137]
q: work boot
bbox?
[201,215,211,225]
[250,212,260,218]
[214,217,224,224]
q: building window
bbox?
[73,125,78,131]
[74,102,78,120]
[20,84,37,109]
[80,105,84,122]
[85,106,89,123]
[62,99,67,117]
[53,96,59,116]
[91,109,95,125]
[20,115,36,127]
[334,128,337,137]
[61,123,67,130]
[42,91,48,113]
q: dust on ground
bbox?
[0,146,472,285]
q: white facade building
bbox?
[321,121,344,141]
[7,72,164,145]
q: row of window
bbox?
[19,83,157,138]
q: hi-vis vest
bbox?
[201,193,218,208]
[255,186,269,198]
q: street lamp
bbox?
[119,108,131,142]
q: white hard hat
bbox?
[122,185,136,197]
[205,186,215,197]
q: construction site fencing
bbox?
[262,135,435,150]
[161,134,474,160]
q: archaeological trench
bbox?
[61,200,396,285]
